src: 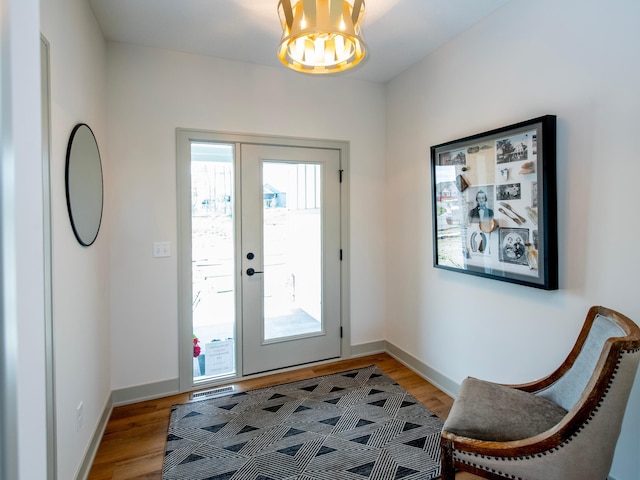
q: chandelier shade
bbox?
[277,0,366,75]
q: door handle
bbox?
[246,268,264,276]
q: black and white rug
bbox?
[163,365,443,480]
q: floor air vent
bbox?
[190,385,235,401]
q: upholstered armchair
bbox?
[440,306,640,480]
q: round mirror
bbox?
[65,123,104,246]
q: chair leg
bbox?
[440,438,456,480]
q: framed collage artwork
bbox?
[430,115,558,289]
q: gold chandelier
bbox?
[277,0,366,75]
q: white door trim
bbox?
[41,34,57,480]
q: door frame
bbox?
[41,35,57,479]
[176,129,351,392]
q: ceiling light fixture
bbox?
[277,0,366,75]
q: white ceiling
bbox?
[88,0,511,84]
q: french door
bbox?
[241,144,341,375]
[178,131,344,389]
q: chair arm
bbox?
[441,423,567,458]
[495,374,561,394]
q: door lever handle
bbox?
[246,268,264,276]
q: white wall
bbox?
[2,0,46,478]
[106,44,387,390]
[40,0,110,478]
[386,0,640,478]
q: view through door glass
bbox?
[262,162,322,341]
[191,142,236,382]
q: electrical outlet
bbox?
[76,402,84,431]
[152,241,171,258]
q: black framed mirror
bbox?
[65,123,104,246]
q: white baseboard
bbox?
[350,340,386,357]
[383,341,460,397]
[84,344,629,480]
[76,392,113,480]
[82,342,457,479]
[76,380,179,479]
[351,340,460,397]
[112,378,180,406]
[109,342,455,408]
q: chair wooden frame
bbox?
[440,306,640,480]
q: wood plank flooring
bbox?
[88,353,482,479]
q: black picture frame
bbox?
[430,115,557,290]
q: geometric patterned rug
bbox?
[162,365,443,479]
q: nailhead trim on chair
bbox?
[456,458,523,480]
[453,350,637,479]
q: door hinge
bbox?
[339,169,344,183]
[340,249,343,261]
[340,326,343,338]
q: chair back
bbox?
[537,312,628,410]
[535,307,640,479]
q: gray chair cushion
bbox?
[444,377,568,441]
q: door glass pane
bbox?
[191,142,236,381]
[263,162,322,341]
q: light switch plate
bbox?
[152,241,171,258]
